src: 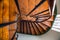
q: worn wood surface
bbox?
[0,0,9,40]
[9,0,18,40]
[0,0,17,40]
[0,0,3,40]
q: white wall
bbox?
[57,0,60,14]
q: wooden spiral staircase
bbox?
[0,0,56,40]
[16,0,54,35]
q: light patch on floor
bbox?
[17,30,60,40]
